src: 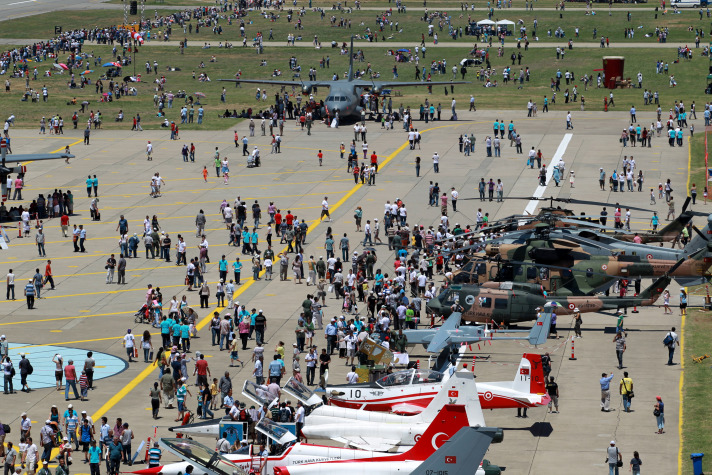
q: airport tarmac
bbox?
[1,109,686,474]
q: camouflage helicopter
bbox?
[425,274,672,325]
[460,195,692,245]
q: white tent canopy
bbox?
[496,19,515,25]
[476,19,495,25]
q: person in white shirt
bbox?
[123,329,135,362]
[146,141,153,160]
[320,197,331,222]
[432,152,440,173]
[346,366,359,384]
[450,188,458,212]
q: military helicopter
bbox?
[462,195,691,245]
[425,273,671,325]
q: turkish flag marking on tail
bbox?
[445,456,457,464]
[520,368,530,375]
[448,390,458,398]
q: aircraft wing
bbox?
[1,153,74,164]
[390,403,427,415]
[425,313,464,353]
[218,78,332,87]
[332,435,401,452]
[354,80,471,88]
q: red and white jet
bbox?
[327,353,548,414]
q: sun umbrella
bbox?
[194,92,206,97]
[58,63,69,70]
[80,70,94,75]
[52,64,64,71]
[396,48,410,52]
[102,62,114,67]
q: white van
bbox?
[670,0,707,8]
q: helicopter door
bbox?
[489,264,500,281]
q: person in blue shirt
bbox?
[242,230,251,255]
[600,372,615,412]
[218,255,228,283]
[88,439,101,474]
[91,175,98,197]
[86,175,93,198]
[147,442,161,468]
[268,354,284,385]
[180,321,191,353]
[172,321,181,347]
[233,258,242,285]
[251,229,259,253]
[160,316,172,349]
[492,120,499,137]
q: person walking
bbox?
[620,372,633,413]
[607,441,622,475]
[629,451,642,475]
[663,327,680,365]
[546,376,559,413]
[600,371,614,412]
[613,331,626,369]
[654,396,665,434]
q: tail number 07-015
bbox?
[425,471,448,475]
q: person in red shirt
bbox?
[60,213,70,237]
[234,130,239,147]
[370,152,378,173]
[44,259,54,290]
[285,211,294,228]
[193,354,211,388]
[317,150,323,166]
[274,210,283,236]
[64,360,80,400]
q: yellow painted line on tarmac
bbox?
[88,122,463,423]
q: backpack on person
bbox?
[279,408,291,423]
[663,333,673,347]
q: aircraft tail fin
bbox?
[418,371,485,426]
[348,36,354,81]
[512,354,546,395]
[527,309,552,346]
[406,404,470,461]
[409,427,501,475]
[426,312,462,353]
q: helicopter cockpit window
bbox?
[494,298,508,309]
[539,267,549,280]
[479,297,491,308]
[515,266,523,276]
[475,263,486,275]
[586,268,594,278]
[443,291,459,305]
[526,267,537,280]
[326,96,334,101]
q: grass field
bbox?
[1,38,706,130]
[682,308,712,475]
[1,5,708,46]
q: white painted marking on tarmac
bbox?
[523,133,573,216]
[7,0,36,6]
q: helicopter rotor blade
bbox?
[692,225,711,242]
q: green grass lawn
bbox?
[681,309,712,475]
[1,5,708,46]
[1,39,707,130]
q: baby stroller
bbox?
[134,303,151,324]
